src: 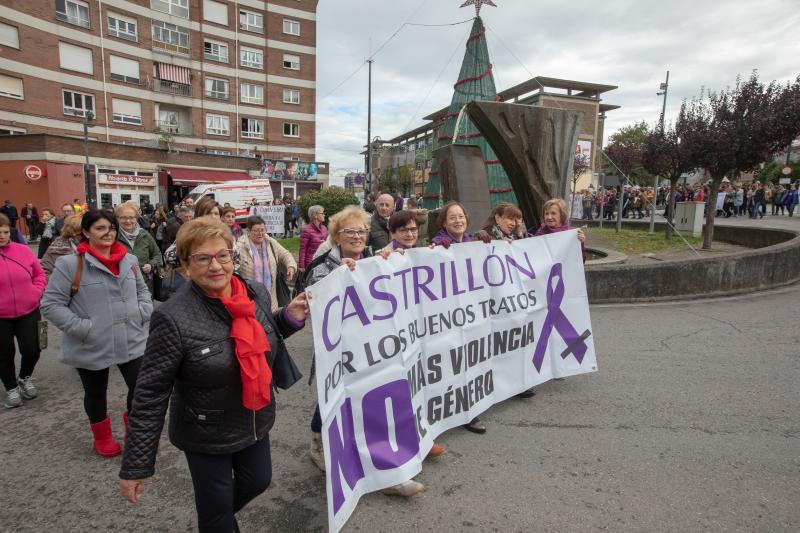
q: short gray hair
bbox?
[308,204,324,219]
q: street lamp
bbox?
[650,71,670,233]
[83,110,96,209]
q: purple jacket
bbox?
[299,222,328,269]
[431,229,474,245]
[0,241,46,318]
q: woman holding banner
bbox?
[304,206,431,497]
[529,199,586,262]
[118,217,308,533]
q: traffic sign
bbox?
[781,165,792,176]
[24,165,43,180]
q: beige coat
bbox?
[235,233,297,310]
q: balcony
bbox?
[56,11,90,29]
[152,40,190,56]
[153,79,192,97]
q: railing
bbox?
[156,121,181,134]
[152,40,190,56]
[56,11,90,28]
[153,79,192,97]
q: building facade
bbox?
[369,76,618,197]
[0,0,317,159]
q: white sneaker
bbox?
[382,479,425,497]
[3,387,22,408]
[17,377,37,399]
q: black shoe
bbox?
[463,417,486,434]
[517,388,536,399]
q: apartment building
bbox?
[0,0,317,159]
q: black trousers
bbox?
[184,435,272,533]
[76,357,142,424]
[0,309,41,390]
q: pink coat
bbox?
[299,222,328,269]
[0,242,46,318]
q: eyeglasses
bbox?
[190,249,233,267]
[338,228,368,237]
[118,216,137,221]
[396,227,418,235]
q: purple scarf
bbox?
[431,228,474,245]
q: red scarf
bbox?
[219,276,272,410]
[76,241,128,275]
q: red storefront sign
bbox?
[24,165,43,180]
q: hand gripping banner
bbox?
[307,230,597,532]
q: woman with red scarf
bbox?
[118,218,308,533]
[41,210,153,456]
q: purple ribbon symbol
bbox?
[532,263,591,372]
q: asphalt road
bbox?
[2,273,799,533]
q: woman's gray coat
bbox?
[40,252,153,370]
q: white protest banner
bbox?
[715,193,727,211]
[249,206,284,234]
[307,230,597,532]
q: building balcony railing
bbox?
[152,40,190,56]
[153,79,192,97]
[56,11,90,28]
[156,121,182,134]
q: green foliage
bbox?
[276,236,299,256]
[608,121,651,146]
[753,160,800,183]
[297,186,359,223]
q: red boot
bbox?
[122,411,129,445]
[90,417,121,457]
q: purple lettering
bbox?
[362,379,420,470]
[328,398,365,514]
[341,286,370,326]
[369,275,397,321]
[322,296,341,351]
[412,266,437,304]
[466,258,485,291]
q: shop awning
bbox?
[164,167,252,186]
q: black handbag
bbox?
[269,241,294,307]
[272,343,303,390]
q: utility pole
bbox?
[598,173,606,229]
[366,59,374,192]
[650,70,669,233]
[83,110,96,209]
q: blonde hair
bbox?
[115,201,141,217]
[542,198,568,226]
[328,205,369,245]
[175,217,233,267]
[60,214,83,239]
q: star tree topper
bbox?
[460,0,497,17]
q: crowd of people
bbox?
[573,178,800,222]
[0,191,588,532]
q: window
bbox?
[203,0,228,25]
[59,42,93,74]
[205,77,229,100]
[282,19,300,36]
[107,13,137,41]
[240,47,263,69]
[206,114,229,135]
[0,127,26,135]
[56,0,90,28]
[0,74,24,99]
[62,89,94,117]
[207,149,231,155]
[239,10,263,33]
[204,40,228,63]
[241,118,264,139]
[152,21,190,55]
[112,98,142,125]
[0,22,20,48]
[240,83,263,104]
[283,123,299,137]
[282,88,300,104]
[109,55,140,84]
[282,54,299,70]
[151,0,189,18]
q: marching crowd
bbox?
[1,193,586,532]
[573,179,800,221]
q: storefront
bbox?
[160,167,255,207]
[95,168,158,210]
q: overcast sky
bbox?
[316,0,800,177]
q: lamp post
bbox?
[365,58,374,192]
[650,70,669,233]
[83,110,96,209]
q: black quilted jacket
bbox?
[119,276,302,480]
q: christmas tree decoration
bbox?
[460,0,497,18]
[422,15,516,210]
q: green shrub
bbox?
[297,186,359,223]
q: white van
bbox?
[183,179,274,219]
